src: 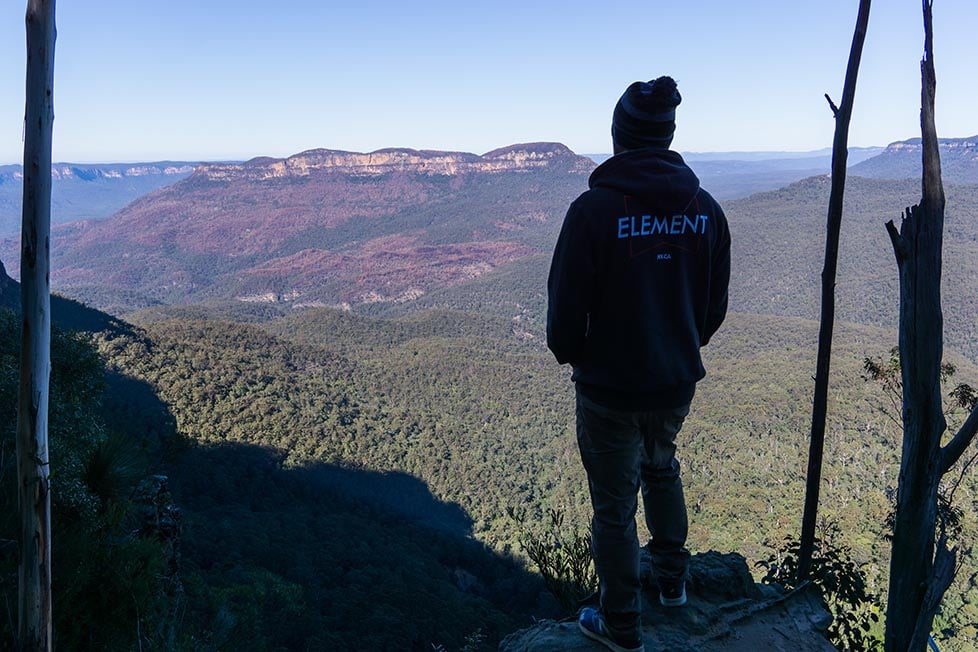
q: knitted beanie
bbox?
[611,77,681,150]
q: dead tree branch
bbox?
[823,94,839,118]
[797,0,871,581]
[940,404,978,475]
[884,1,954,648]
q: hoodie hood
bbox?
[588,148,700,210]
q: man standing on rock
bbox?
[547,76,730,652]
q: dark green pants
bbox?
[576,388,691,639]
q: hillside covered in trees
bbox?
[4,139,978,648]
[6,285,978,647]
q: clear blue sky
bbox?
[1,0,976,164]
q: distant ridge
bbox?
[588,147,885,200]
[849,135,978,183]
[192,142,591,182]
[0,161,195,183]
[0,161,196,236]
[682,147,883,163]
[0,258,132,335]
[1,143,594,314]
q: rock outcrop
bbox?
[15,142,591,313]
[499,551,835,652]
[194,142,593,181]
[0,162,195,183]
[849,135,978,183]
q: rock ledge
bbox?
[499,551,834,652]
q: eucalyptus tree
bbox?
[17,1,56,649]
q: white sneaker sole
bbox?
[659,584,687,607]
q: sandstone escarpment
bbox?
[195,142,593,181]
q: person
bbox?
[546,76,730,652]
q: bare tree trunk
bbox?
[797,0,871,581]
[882,2,978,649]
[17,1,56,650]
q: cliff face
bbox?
[882,136,978,153]
[194,142,592,182]
[499,552,835,652]
[849,135,978,183]
[0,161,197,237]
[0,142,593,314]
[0,162,195,183]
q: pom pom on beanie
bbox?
[612,76,681,150]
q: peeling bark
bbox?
[17,1,55,650]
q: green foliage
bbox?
[99,303,978,648]
[863,347,978,543]
[432,628,487,652]
[461,629,487,652]
[510,507,597,613]
[7,159,978,649]
[86,304,978,649]
[92,317,546,648]
[725,178,978,362]
[761,523,883,652]
[862,347,978,646]
[160,443,528,650]
[862,346,977,415]
[0,308,177,650]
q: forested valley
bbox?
[5,300,978,648]
[3,141,978,649]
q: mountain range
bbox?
[0,160,195,236]
[683,146,883,199]
[3,135,978,649]
[5,137,976,361]
[849,135,978,183]
[2,143,590,313]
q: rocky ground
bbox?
[499,551,835,652]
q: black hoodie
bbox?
[547,148,730,410]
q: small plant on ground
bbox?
[509,507,597,613]
[761,521,883,652]
[431,628,485,652]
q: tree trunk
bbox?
[883,1,951,649]
[797,0,871,581]
[17,1,56,650]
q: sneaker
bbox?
[659,579,687,607]
[578,608,644,652]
